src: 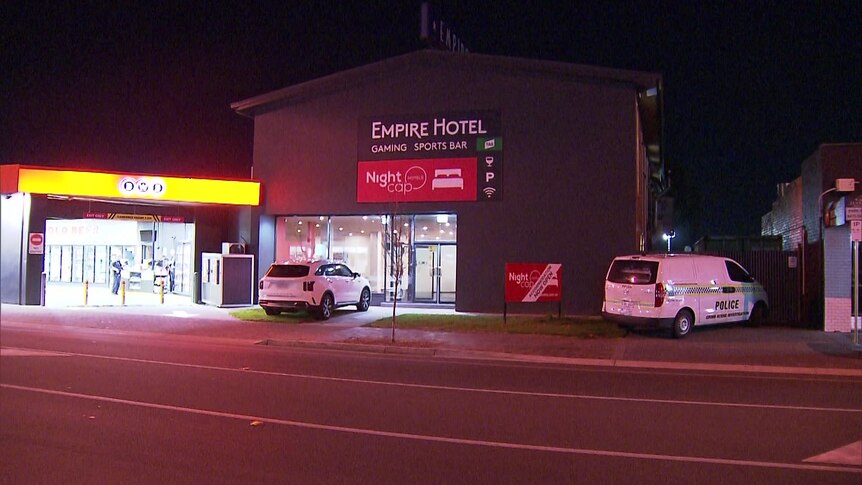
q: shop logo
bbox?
[118,177,166,197]
[366,167,427,194]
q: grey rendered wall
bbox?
[253,63,640,314]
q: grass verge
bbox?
[229,308,309,323]
[366,314,626,338]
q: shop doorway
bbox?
[414,244,456,304]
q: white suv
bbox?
[258,260,372,320]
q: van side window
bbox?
[725,261,753,283]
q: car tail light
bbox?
[303,281,314,292]
[654,283,666,307]
[259,280,264,290]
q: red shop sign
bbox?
[504,263,562,303]
[357,157,477,203]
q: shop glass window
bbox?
[383,214,413,301]
[414,214,457,242]
[330,215,386,292]
[277,216,329,262]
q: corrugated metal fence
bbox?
[700,250,802,325]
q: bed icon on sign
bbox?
[431,169,464,190]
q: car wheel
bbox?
[748,303,765,327]
[263,308,280,316]
[356,288,370,312]
[672,309,694,339]
[314,293,334,320]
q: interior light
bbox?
[403,222,409,227]
[449,231,453,235]
[360,230,365,234]
[296,229,301,233]
[362,216,368,220]
[319,216,325,221]
[445,222,451,227]
[348,233,353,236]
[315,223,320,228]
[436,214,448,223]
[339,227,343,231]
[423,226,428,231]
[439,229,444,234]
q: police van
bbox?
[602,254,769,338]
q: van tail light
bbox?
[655,283,666,307]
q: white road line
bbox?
[2,383,859,475]
[0,347,70,357]
[3,346,860,414]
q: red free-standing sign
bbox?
[504,263,562,302]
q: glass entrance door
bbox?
[414,244,456,304]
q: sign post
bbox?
[852,220,861,345]
[504,263,563,323]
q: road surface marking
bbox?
[3,346,860,414]
[804,441,862,465]
[1,383,859,475]
[167,310,197,318]
[0,347,69,357]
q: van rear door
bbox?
[605,258,659,317]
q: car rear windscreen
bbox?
[266,265,310,278]
[607,260,659,285]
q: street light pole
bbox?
[662,231,675,253]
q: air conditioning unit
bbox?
[222,242,246,255]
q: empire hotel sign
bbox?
[356,111,503,203]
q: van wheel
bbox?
[748,303,765,327]
[672,310,694,339]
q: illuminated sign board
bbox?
[357,158,477,203]
[357,111,502,202]
[504,263,562,303]
[4,166,259,206]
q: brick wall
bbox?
[762,178,804,250]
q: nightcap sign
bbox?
[358,111,502,202]
[504,263,562,303]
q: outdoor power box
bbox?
[836,178,856,192]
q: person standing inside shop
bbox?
[111,257,123,294]
[167,259,175,293]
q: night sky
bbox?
[3,1,860,248]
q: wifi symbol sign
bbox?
[482,187,496,198]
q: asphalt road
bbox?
[1,323,860,483]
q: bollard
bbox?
[159,279,165,304]
[40,272,47,306]
[121,280,126,306]
[84,280,89,306]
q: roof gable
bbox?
[231,49,661,117]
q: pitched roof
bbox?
[231,49,661,117]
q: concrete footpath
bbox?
[2,303,861,377]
